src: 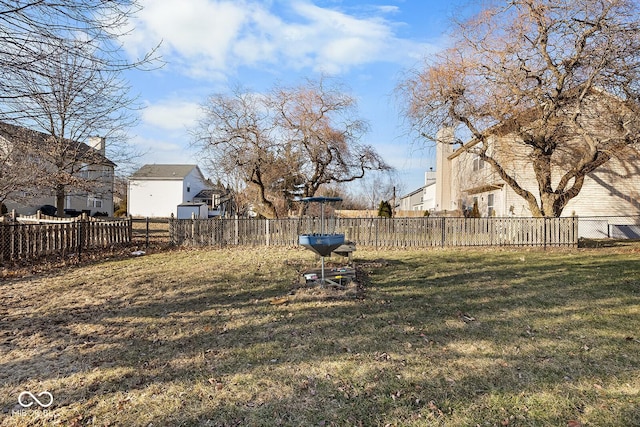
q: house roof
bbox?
[0,121,115,167]
[194,188,225,198]
[400,186,425,199]
[130,164,200,180]
[400,179,437,200]
[463,183,504,195]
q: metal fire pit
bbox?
[298,196,345,286]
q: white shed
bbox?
[177,203,208,219]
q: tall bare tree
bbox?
[0,1,155,215]
[3,41,140,215]
[193,78,391,218]
[194,87,281,218]
[271,77,391,214]
[399,0,640,217]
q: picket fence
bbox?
[169,216,579,248]
[0,216,132,263]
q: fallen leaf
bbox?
[68,415,84,427]
[270,297,288,305]
[567,420,583,427]
[208,378,224,389]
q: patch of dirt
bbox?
[282,260,380,303]
[288,279,364,302]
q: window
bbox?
[487,194,495,217]
[472,156,485,172]
[79,164,90,179]
[88,196,103,208]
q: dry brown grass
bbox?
[1,246,639,426]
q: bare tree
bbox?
[193,78,391,218]
[0,1,157,110]
[194,87,282,218]
[357,170,402,210]
[4,41,140,215]
[399,0,640,217]
[272,77,391,215]
[0,124,40,206]
[0,1,156,215]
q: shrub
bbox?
[377,200,392,218]
[470,200,481,218]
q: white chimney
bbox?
[88,136,106,155]
[435,127,455,211]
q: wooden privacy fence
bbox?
[169,216,579,248]
[0,218,132,263]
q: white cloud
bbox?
[127,0,433,79]
[142,99,201,131]
[376,5,400,14]
[287,2,393,73]
[128,133,197,166]
[130,136,183,153]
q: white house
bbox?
[128,164,211,218]
[1,122,115,216]
[399,171,437,213]
[434,126,640,218]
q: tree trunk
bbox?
[254,183,278,219]
[56,185,65,217]
[540,192,560,218]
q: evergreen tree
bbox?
[377,200,392,218]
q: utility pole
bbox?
[392,186,396,217]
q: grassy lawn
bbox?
[1,246,639,426]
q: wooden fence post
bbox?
[191,215,196,246]
[235,216,239,245]
[265,219,270,247]
[0,224,5,263]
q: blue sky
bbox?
[122,0,472,194]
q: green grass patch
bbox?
[1,247,639,426]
